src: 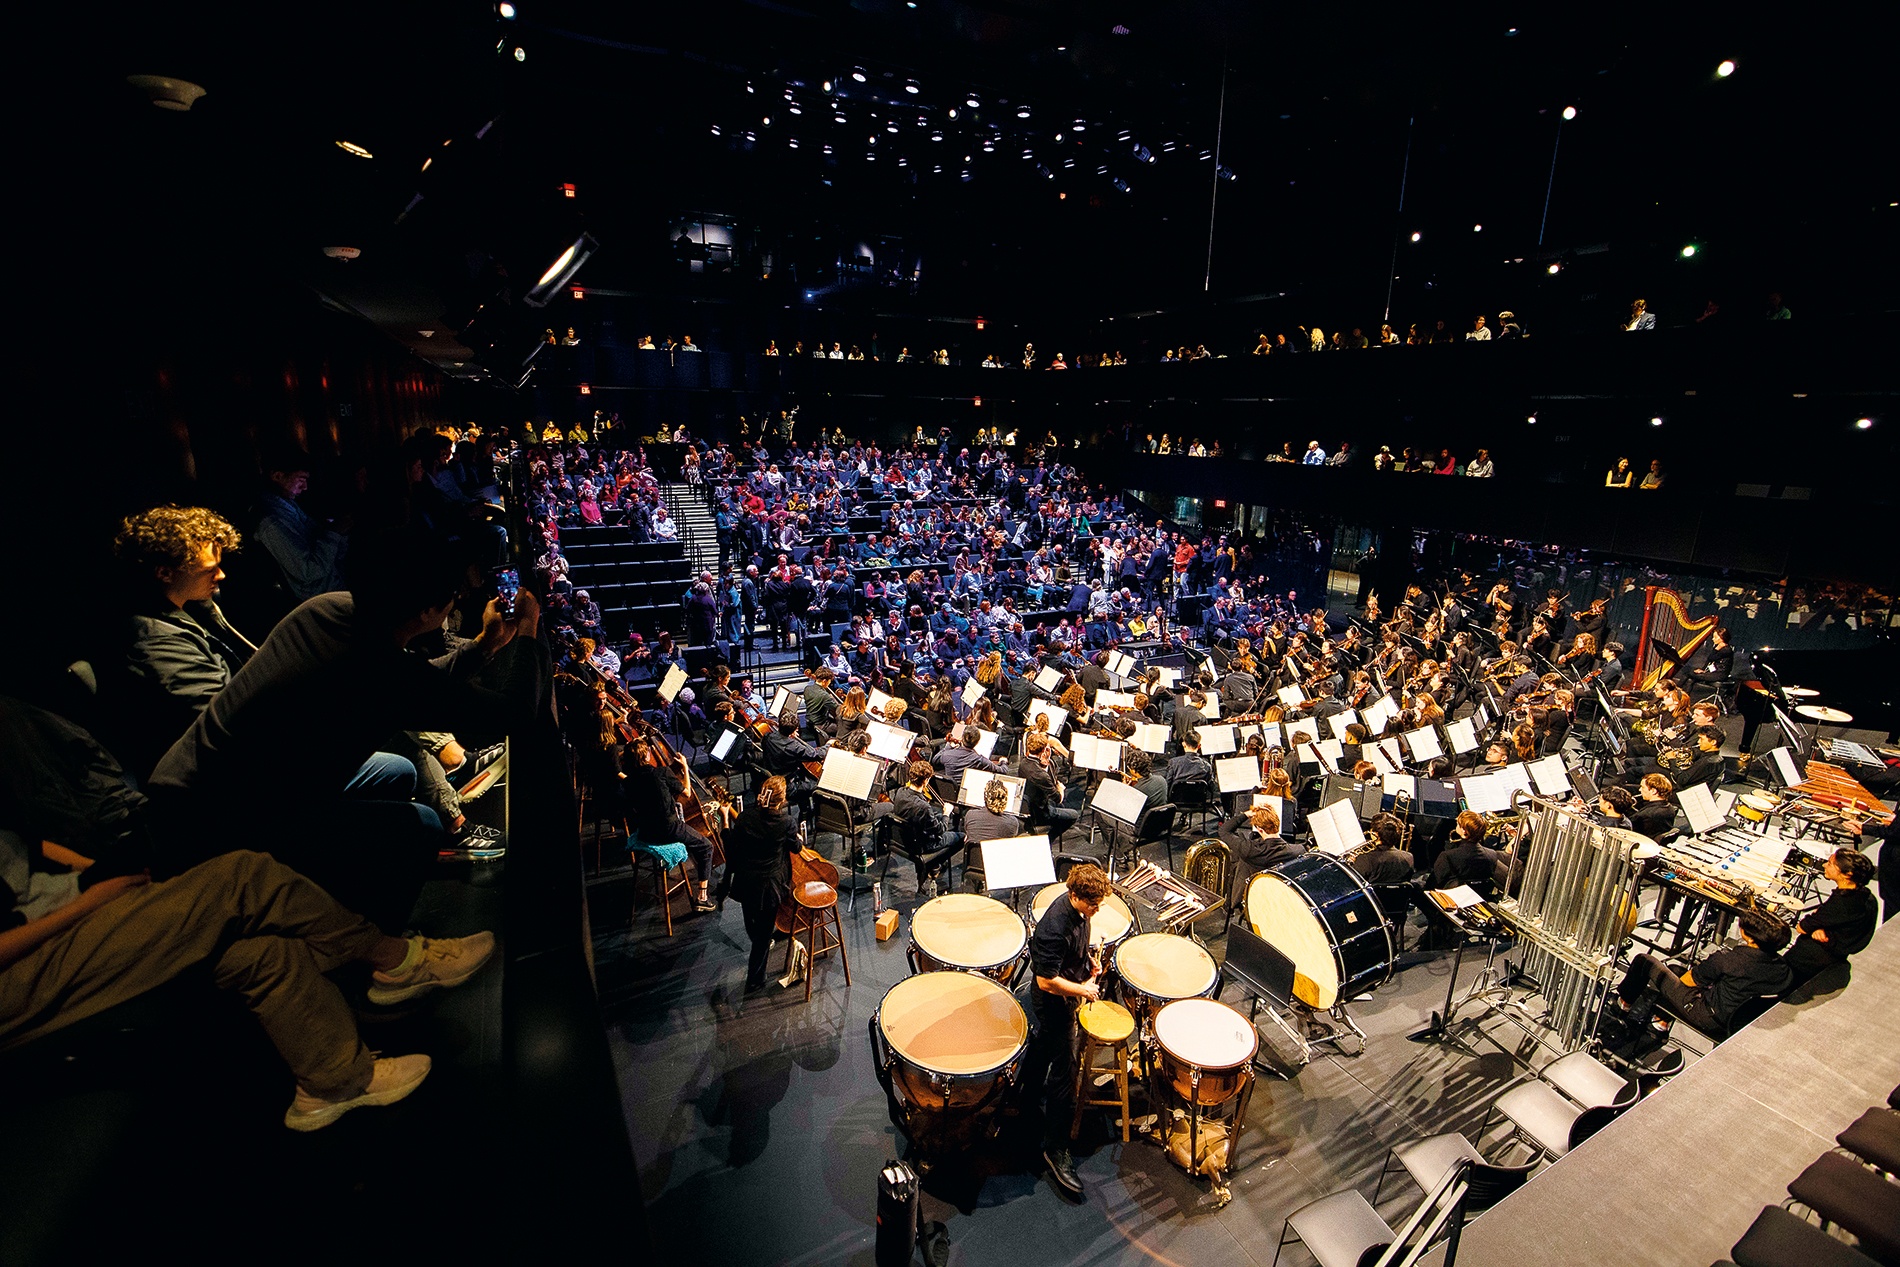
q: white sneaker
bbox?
[284,1054,431,1132]
[366,932,496,1005]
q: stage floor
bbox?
[591,837,1560,1267]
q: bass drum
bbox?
[873,972,1028,1112]
[1245,853,1393,1010]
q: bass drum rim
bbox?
[1246,853,1394,1010]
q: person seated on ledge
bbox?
[0,701,494,1132]
[1608,911,1791,1049]
[1784,847,1878,989]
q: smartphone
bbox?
[492,566,521,619]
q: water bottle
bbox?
[873,880,884,913]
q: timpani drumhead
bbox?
[1153,998,1259,1072]
[1246,872,1340,1009]
[878,972,1028,1077]
[1115,933,1218,1001]
[911,894,1027,971]
[1032,882,1133,947]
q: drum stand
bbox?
[1166,1068,1256,1208]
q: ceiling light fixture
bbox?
[1547,262,1562,274]
[1017,105,1031,118]
[966,93,980,108]
[821,79,833,93]
[524,233,598,307]
[1855,417,1874,429]
[851,67,866,83]
[1473,223,1483,232]
[904,79,919,94]
[1650,416,1664,426]
[1680,244,1698,257]
[513,46,526,61]
[335,140,373,158]
[1562,105,1577,120]
[1410,231,1421,242]
[1717,59,1736,77]
[498,2,516,16]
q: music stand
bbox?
[1646,635,1686,682]
[979,833,1056,919]
[1219,925,1314,1073]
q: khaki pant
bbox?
[0,851,383,1096]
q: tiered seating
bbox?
[561,528,692,638]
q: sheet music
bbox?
[1527,755,1572,796]
[978,834,1054,890]
[1372,738,1406,774]
[818,747,879,801]
[969,728,1000,758]
[865,720,916,763]
[1765,746,1801,787]
[1196,724,1238,756]
[1252,794,1291,828]
[1153,667,1181,689]
[1131,723,1171,754]
[1234,723,1261,743]
[1444,718,1479,755]
[1473,701,1491,726]
[658,664,688,703]
[1027,702,1069,735]
[1678,781,1726,835]
[1091,777,1147,823]
[1277,684,1307,708]
[1333,707,1360,733]
[1309,797,1367,857]
[1071,733,1126,772]
[1217,754,1262,793]
[1404,726,1444,762]
[709,725,743,762]
[867,687,895,717]
[958,769,1026,813]
[1429,885,1485,910]
[1459,772,1514,814]
[1382,772,1418,801]
[1362,696,1396,733]
[769,686,793,721]
[1287,718,1320,745]
[1034,666,1065,693]
[961,678,987,708]
[1193,695,1221,720]
[1495,762,1535,801]
[1106,650,1137,679]
[1095,689,1137,709]
[1258,722,1284,750]
[1314,738,1345,772]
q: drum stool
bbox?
[627,833,693,936]
[786,878,851,1002]
[1073,1001,1136,1142]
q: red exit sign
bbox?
[1213,499,1227,508]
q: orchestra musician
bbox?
[723,775,807,991]
[1017,731,1080,842]
[803,666,842,735]
[889,759,961,900]
[1608,911,1792,1050]
[958,777,1025,891]
[762,710,828,806]
[1024,862,1112,1199]
[935,725,1008,782]
[1784,848,1879,989]
[622,759,721,913]
[1218,803,1303,912]
[1351,814,1417,886]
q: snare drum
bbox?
[1113,933,1219,1030]
[1152,998,1258,1105]
[1246,853,1394,1010]
[873,972,1028,1111]
[1031,882,1134,952]
[909,894,1029,983]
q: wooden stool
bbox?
[785,879,850,1002]
[1073,1000,1137,1142]
[628,836,693,936]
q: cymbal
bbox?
[1783,686,1821,699]
[1795,705,1853,724]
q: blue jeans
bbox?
[345,751,421,800]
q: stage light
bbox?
[1055,132,1065,142]
[1063,158,1076,168]
[887,122,899,133]
[421,157,433,171]
[710,124,721,135]
[851,67,866,83]
[1527,414,1538,423]
[1113,177,1130,193]
[1058,191,1066,199]
[524,233,598,307]
[1562,105,1577,120]
[789,138,799,148]
[1856,417,1874,429]
[789,104,802,114]
[513,46,526,61]
[822,79,833,93]
[498,2,516,16]
[1680,244,1697,258]
[822,144,832,154]
[762,115,772,126]
[905,80,919,94]
[931,131,942,141]
[1547,262,1562,274]
[1073,119,1086,131]
[1650,416,1664,426]
[1473,223,1483,232]
[948,107,958,119]
[746,81,754,93]
[1410,231,1421,242]
[1217,166,1236,183]
[866,152,875,161]
[335,140,373,158]
[1017,105,1031,118]
[1199,150,1212,161]
[835,112,847,123]
[967,93,980,108]
[1717,59,1736,77]
[982,140,994,151]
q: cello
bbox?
[775,841,843,934]
[625,714,736,867]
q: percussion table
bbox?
[1114,862,1225,936]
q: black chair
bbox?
[1786,1151,1900,1264]
[1373,1131,1535,1218]
[879,816,958,897]
[1732,1204,1878,1267]
[1837,1108,1900,1178]
[1373,884,1419,953]
[1171,778,1220,835]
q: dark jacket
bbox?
[724,803,798,904]
[115,600,257,780]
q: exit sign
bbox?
[1213,499,1227,508]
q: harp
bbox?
[1631,586,1718,692]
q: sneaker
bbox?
[1044,1146,1084,1196]
[284,1054,432,1132]
[366,932,497,1005]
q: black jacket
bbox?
[724,804,798,904]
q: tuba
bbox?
[1182,839,1232,899]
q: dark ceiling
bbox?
[65,2,1900,384]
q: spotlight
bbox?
[1055,132,1065,142]
[789,104,802,114]
[822,144,832,154]
[746,81,755,93]
[789,137,799,148]
[126,74,207,111]
[1036,163,1053,179]
[1199,150,1212,160]
[762,115,772,126]
[822,78,833,93]
[948,107,958,119]
[513,46,526,61]
[710,124,721,135]
[1526,414,1538,423]
[1216,165,1236,183]
[866,152,875,161]
[905,79,919,94]
[851,67,867,83]
[1473,223,1483,232]
[1063,158,1076,168]
[1650,416,1664,426]
[1017,105,1031,118]
[1112,177,1130,193]
[1680,244,1698,258]
[982,140,994,151]
[868,134,876,144]
[1058,191,1067,200]
[1410,231,1421,242]
[1118,129,1131,141]
[1562,105,1577,120]
[1132,143,1151,163]
[966,93,980,108]
[961,170,972,181]
[887,122,898,133]
[497,1,516,16]
[1717,59,1736,77]
[524,233,598,308]
[335,140,374,158]
[931,131,942,141]
[834,112,847,123]
[1856,417,1874,429]
[1547,262,1562,274]
[1073,119,1086,130]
